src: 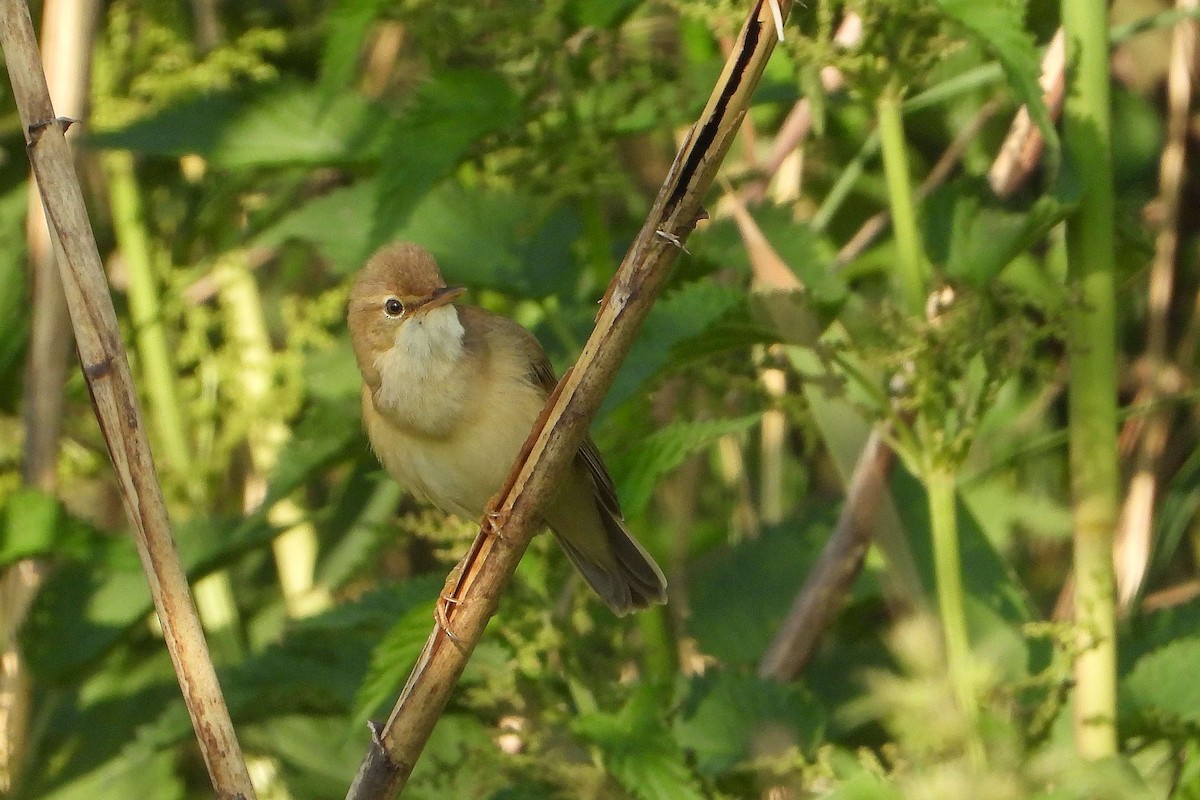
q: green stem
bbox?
[104,152,195,496]
[926,465,983,763]
[1062,0,1119,759]
[876,88,926,316]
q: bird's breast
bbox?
[365,308,549,517]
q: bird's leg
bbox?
[481,502,507,543]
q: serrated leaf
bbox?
[574,685,704,800]
[927,177,1078,288]
[688,521,833,666]
[352,590,440,727]
[674,670,825,774]
[371,68,519,244]
[609,414,761,517]
[87,83,389,168]
[258,179,582,294]
[604,281,746,414]
[934,0,1057,157]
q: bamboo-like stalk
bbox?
[0,3,256,797]
[1,0,95,792]
[214,253,329,618]
[1061,0,1120,759]
[344,4,793,797]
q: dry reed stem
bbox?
[1,0,93,792]
[989,29,1066,197]
[1114,1,1197,610]
[343,3,794,798]
[0,2,255,797]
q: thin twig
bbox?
[343,3,794,798]
[0,3,255,798]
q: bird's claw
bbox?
[435,593,463,644]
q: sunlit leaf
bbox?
[87,83,389,167]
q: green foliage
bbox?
[5,1,1196,798]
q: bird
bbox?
[347,242,667,615]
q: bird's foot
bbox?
[481,509,507,542]
[435,593,463,644]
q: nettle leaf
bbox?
[926,177,1079,288]
[604,281,747,414]
[371,68,519,245]
[934,0,1057,156]
[259,179,582,295]
[687,520,833,667]
[609,414,762,517]
[574,685,705,800]
[674,670,825,775]
[1121,637,1200,733]
[352,589,441,727]
[88,83,389,167]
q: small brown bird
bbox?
[348,242,667,614]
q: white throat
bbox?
[372,305,469,434]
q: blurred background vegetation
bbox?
[2,0,1200,797]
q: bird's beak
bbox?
[413,285,465,315]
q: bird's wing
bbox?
[489,311,626,518]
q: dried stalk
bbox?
[759,428,894,680]
[1,0,94,793]
[988,29,1066,197]
[0,2,255,798]
[1114,1,1196,610]
[343,3,794,798]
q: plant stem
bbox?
[1062,0,1119,758]
[926,465,983,763]
[876,87,926,315]
[104,151,196,497]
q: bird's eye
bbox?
[383,297,405,318]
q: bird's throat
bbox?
[372,306,472,437]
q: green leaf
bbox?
[674,670,825,774]
[87,83,389,167]
[1122,637,1200,732]
[258,179,582,294]
[609,414,761,517]
[934,0,1058,157]
[927,178,1079,288]
[604,281,746,414]
[351,583,442,727]
[574,685,705,800]
[687,520,833,667]
[30,738,184,800]
[2,488,96,566]
[371,68,519,243]
[566,0,643,29]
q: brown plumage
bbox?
[348,242,666,614]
